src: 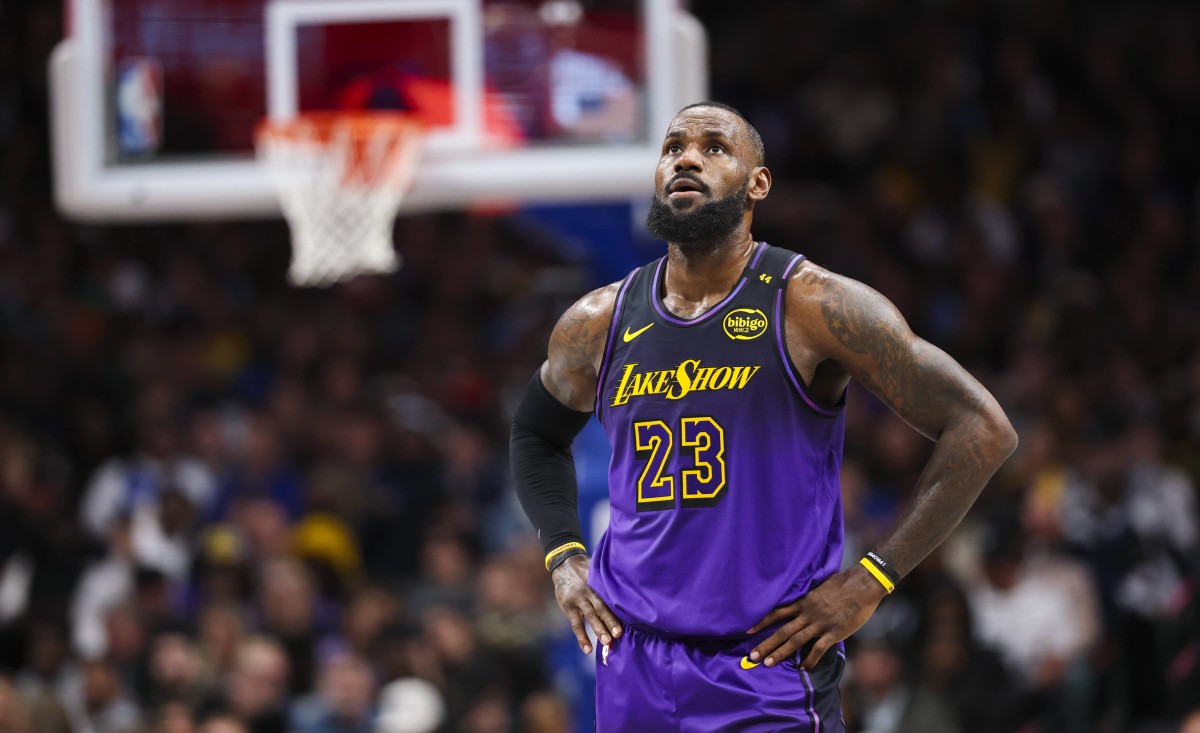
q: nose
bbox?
[674,143,704,172]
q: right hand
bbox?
[552,554,623,653]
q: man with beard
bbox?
[511,102,1018,731]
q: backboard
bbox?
[50,0,707,221]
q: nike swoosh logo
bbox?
[739,656,760,670]
[623,323,654,342]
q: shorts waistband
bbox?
[620,621,847,660]
[621,620,787,642]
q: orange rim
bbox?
[256,112,426,187]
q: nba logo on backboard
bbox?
[115,59,162,156]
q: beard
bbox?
[645,178,749,254]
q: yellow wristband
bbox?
[544,541,587,571]
[859,557,895,594]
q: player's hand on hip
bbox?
[552,554,623,653]
[746,564,887,670]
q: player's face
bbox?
[646,108,759,250]
[654,108,754,212]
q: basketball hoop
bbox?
[256,113,425,287]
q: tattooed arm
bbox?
[798,263,1018,570]
[536,282,625,653]
[749,262,1017,669]
[541,283,620,411]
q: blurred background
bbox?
[3,0,1200,732]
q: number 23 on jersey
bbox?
[633,416,727,511]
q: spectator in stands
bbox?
[80,400,215,541]
[0,674,35,733]
[155,701,199,733]
[421,606,508,729]
[473,553,550,700]
[199,637,290,733]
[520,691,572,733]
[198,715,250,733]
[15,621,73,701]
[0,673,72,733]
[196,603,249,683]
[97,603,147,686]
[967,507,1101,733]
[211,414,303,523]
[143,630,210,711]
[62,660,141,733]
[290,652,377,733]
[257,558,324,696]
[846,637,960,733]
[405,536,475,620]
[915,580,1019,733]
[190,528,254,612]
[323,586,402,663]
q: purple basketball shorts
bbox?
[594,624,845,732]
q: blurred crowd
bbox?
[704,2,1200,732]
[1,0,1199,732]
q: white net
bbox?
[256,114,425,287]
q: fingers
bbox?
[750,619,817,667]
[565,609,592,654]
[750,620,797,662]
[746,605,793,635]
[801,637,835,671]
[561,590,623,653]
[591,595,624,639]
[582,606,612,647]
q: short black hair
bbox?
[676,102,765,167]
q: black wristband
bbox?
[861,551,902,593]
[546,543,588,574]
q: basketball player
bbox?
[511,102,1017,731]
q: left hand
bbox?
[747,564,888,670]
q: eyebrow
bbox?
[663,129,735,142]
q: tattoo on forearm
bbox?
[876,413,1000,574]
[812,273,1015,575]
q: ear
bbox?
[747,166,771,203]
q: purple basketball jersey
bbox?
[589,243,846,638]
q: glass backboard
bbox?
[51,0,707,220]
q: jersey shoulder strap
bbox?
[617,256,661,328]
[740,244,806,291]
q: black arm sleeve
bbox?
[510,369,592,556]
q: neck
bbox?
[665,228,756,305]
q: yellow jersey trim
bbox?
[544,541,587,571]
[860,557,895,594]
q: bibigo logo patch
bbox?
[723,308,768,341]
